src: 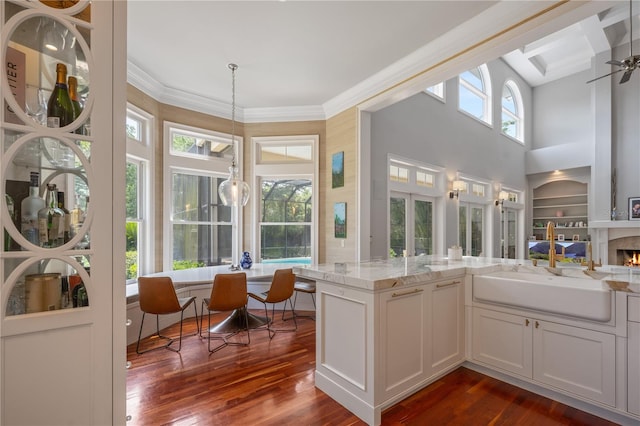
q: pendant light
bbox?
[218,63,250,207]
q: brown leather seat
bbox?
[248,268,297,339]
[200,272,250,353]
[136,276,198,354]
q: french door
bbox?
[390,192,434,257]
[459,203,484,256]
[501,207,518,259]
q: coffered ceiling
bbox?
[126,1,637,121]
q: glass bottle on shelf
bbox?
[4,194,15,251]
[20,172,45,246]
[57,191,71,243]
[68,76,84,134]
[70,194,84,240]
[47,63,75,128]
[37,184,65,248]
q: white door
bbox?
[389,192,434,257]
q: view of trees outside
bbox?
[414,199,432,255]
[389,197,406,257]
[460,205,484,256]
[125,161,139,279]
[260,179,311,261]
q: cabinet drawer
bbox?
[629,296,640,323]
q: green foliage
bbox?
[125,251,138,280]
[172,134,196,153]
[173,260,205,270]
[125,162,138,218]
[126,222,137,251]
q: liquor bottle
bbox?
[57,191,71,243]
[4,194,15,251]
[46,63,75,128]
[37,184,65,248]
[20,172,45,246]
[68,76,84,134]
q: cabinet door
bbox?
[533,320,615,406]
[627,321,640,415]
[472,308,532,378]
[379,285,428,400]
[428,279,464,375]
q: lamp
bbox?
[494,190,509,206]
[449,180,466,199]
[218,63,250,270]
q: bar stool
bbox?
[291,280,316,320]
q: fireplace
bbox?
[609,236,640,266]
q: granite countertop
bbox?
[293,256,640,294]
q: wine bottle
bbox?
[20,172,45,246]
[4,194,15,251]
[57,191,71,243]
[37,184,65,248]
[47,63,75,128]
[68,76,84,134]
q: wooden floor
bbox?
[127,312,618,426]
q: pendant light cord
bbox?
[229,63,238,167]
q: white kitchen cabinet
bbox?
[472,307,616,406]
[379,277,464,401]
[628,296,640,416]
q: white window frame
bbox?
[458,64,492,126]
[163,121,242,271]
[454,173,493,257]
[387,155,446,256]
[126,103,154,284]
[496,185,525,259]
[251,135,318,265]
[501,80,524,143]
[390,192,436,257]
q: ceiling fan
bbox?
[587,0,640,84]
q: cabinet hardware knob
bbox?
[526,319,530,326]
[535,321,540,328]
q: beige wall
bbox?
[324,107,358,263]
[127,84,337,270]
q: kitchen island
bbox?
[294,256,640,426]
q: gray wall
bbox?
[370,59,531,259]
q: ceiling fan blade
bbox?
[586,69,623,84]
[606,60,625,66]
[619,69,634,84]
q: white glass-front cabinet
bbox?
[1,1,125,424]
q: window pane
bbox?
[126,161,138,219]
[459,205,467,255]
[261,179,312,223]
[390,197,406,257]
[126,221,139,280]
[172,224,231,269]
[414,199,433,255]
[416,171,434,187]
[126,116,141,141]
[471,207,483,256]
[461,69,483,91]
[171,131,232,159]
[260,224,311,260]
[502,85,516,114]
[426,82,444,99]
[459,85,484,119]
[172,173,230,223]
[259,144,312,163]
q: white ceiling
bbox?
[127,1,640,121]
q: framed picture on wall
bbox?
[332,151,344,188]
[572,234,580,241]
[334,202,347,238]
[630,197,640,220]
[557,234,565,241]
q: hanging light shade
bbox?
[218,63,250,207]
[219,163,250,206]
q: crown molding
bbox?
[243,105,326,123]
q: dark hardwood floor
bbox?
[127,312,618,426]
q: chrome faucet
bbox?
[546,221,556,268]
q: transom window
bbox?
[502,80,524,143]
[425,82,444,100]
[458,64,492,125]
[169,126,233,160]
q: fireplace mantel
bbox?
[589,220,640,229]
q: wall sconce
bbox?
[449,180,466,199]
[494,190,509,206]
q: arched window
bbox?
[501,80,524,143]
[458,64,492,125]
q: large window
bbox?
[126,105,153,283]
[253,135,318,264]
[164,122,237,270]
[458,64,492,125]
[501,80,524,142]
